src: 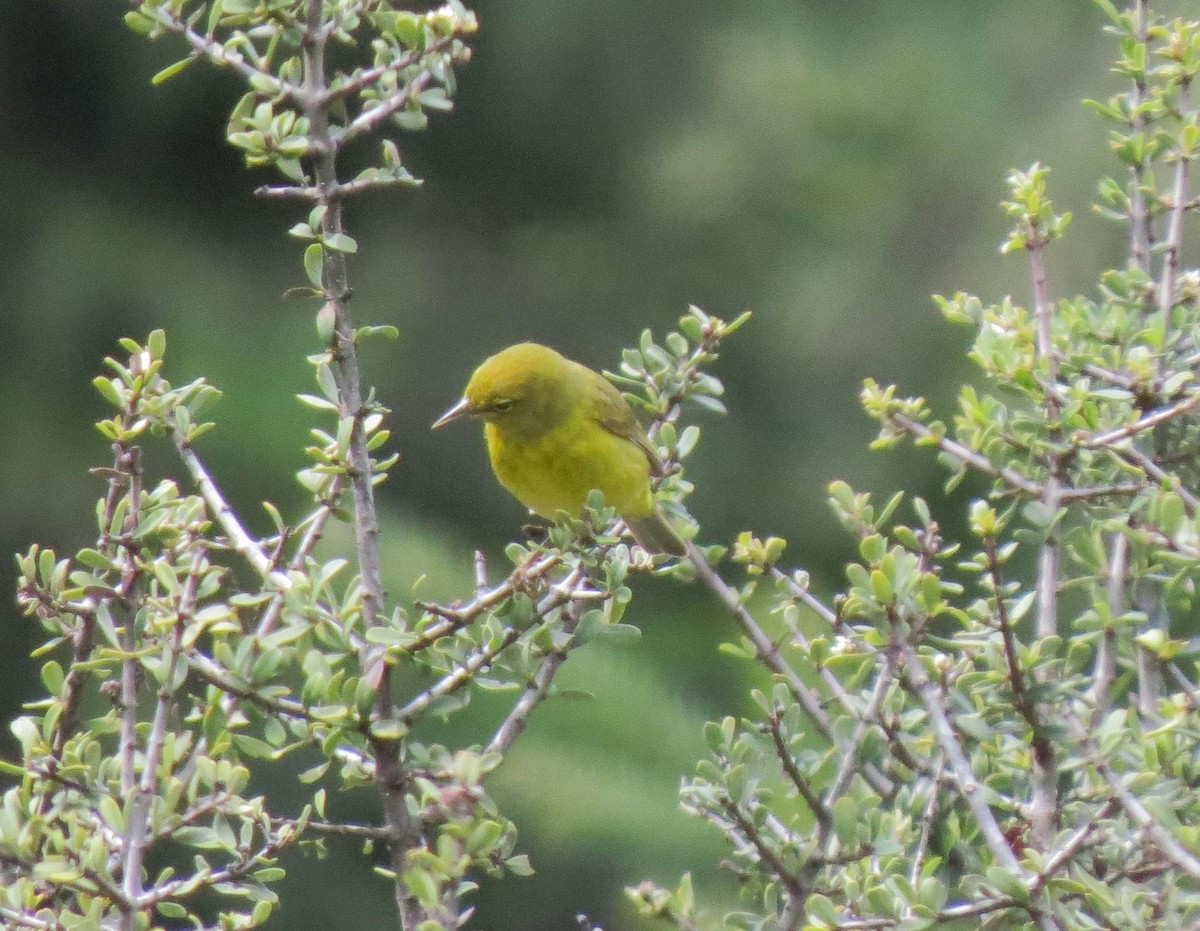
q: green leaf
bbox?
[985,865,1030,902]
[205,0,225,35]
[505,854,535,876]
[573,608,605,644]
[297,393,339,412]
[304,243,324,287]
[232,734,277,758]
[39,660,65,695]
[298,761,331,784]
[831,796,859,846]
[807,893,839,924]
[152,57,193,85]
[93,376,124,408]
[369,718,409,740]
[75,548,115,571]
[124,11,156,34]
[147,329,166,359]
[323,232,358,253]
[593,623,642,645]
[405,869,441,909]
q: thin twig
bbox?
[120,543,204,931]
[1068,706,1200,877]
[255,173,417,201]
[1107,442,1200,517]
[687,543,894,797]
[908,757,944,889]
[984,536,1056,849]
[53,442,139,756]
[1030,801,1115,894]
[889,412,1042,496]
[1093,754,1200,878]
[1090,529,1127,721]
[898,636,1025,876]
[117,448,145,802]
[0,906,62,931]
[1026,216,1062,644]
[717,798,801,898]
[1082,390,1200,448]
[174,428,280,583]
[396,567,585,726]
[888,412,1141,502]
[137,827,294,908]
[188,653,314,720]
[764,710,830,831]
[270,816,392,842]
[254,477,345,639]
[1129,0,1153,275]
[131,2,289,98]
[1157,84,1192,318]
[337,71,439,146]
[824,654,894,805]
[488,597,586,756]
[769,569,931,780]
[1167,663,1200,711]
[415,552,560,628]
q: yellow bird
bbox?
[433,342,687,557]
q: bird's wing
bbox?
[583,366,666,476]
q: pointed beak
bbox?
[432,397,474,429]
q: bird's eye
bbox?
[491,399,514,412]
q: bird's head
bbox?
[433,342,575,436]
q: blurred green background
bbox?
[0,1,1136,927]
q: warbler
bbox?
[433,342,687,557]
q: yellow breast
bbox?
[484,415,654,520]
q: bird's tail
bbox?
[625,510,687,557]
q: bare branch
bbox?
[0,906,63,931]
[255,173,417,201]
[270,816,392,842]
